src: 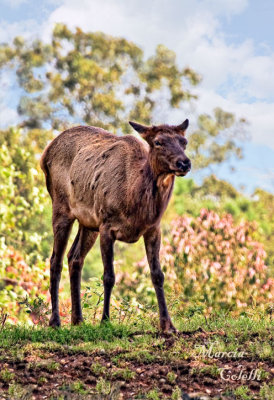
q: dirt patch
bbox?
[0,333,273,399]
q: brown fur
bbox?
[41,120,190,332]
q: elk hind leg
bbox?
[49,213,74,328]
[68,226,98,325]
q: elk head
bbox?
[129,119,191,176]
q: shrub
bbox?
[0,128,52,262]
[0,245,49,323]
[118,209,273,310]
[161,209,273,308]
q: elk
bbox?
[40,119,191,332]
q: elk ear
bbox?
[177,119,189,134]
[129,121,148,134]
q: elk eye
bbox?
[154,140,162,147]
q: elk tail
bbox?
[40,148,53,198]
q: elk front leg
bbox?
[144,226,176,333]
[100,228,115,322]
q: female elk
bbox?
[40,120,191,332]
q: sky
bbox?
[0,0,273,193]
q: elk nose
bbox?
[176,159,191,171]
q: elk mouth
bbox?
[169,160,191,176]
[169,166,191,177]
[175,169,190,177]
[167,168,190,177]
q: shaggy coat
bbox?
[41,120,191,332]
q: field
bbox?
[0,310,273,400]
[1,20,274,400]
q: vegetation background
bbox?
[0,10,273,400]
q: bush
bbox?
[173,177,274,269]
[161,209,273,308]
[0,127,52,262]
[117,209,273,310]
[0,245,49,323]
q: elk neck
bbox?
[135,150,175,221]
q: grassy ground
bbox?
[0,311,273,400]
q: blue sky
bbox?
[221,0,274,52]
[0,0,273,193]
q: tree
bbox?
[0,24,198,131]
[188,107,248,170]
[0,24,246,169]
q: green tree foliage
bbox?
[0,24,246,169]
[188,108,247,170]
[0,128,53,323]
[0,127,51,261]
[0,24,198,131]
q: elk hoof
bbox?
[161,319,177,334]
[49,314,61,328]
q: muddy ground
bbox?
[0,330,273,399]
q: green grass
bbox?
[260,384,274,400]
[0,310,273,399]
[233,385,251,400]
[112,367,136,381]
[0,310,272,356]
[0,321,131,347]
[0,310,272,358]
[0,368,15,383]
[90,362,107,376]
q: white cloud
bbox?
[44,0,247,53]
[0,19,40,43]
[43,3,242,50]
[191,87,274,148]
[0,71,19,127]
[241,55,274,99]
[0,106,18,128]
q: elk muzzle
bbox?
[175,158,191,175]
